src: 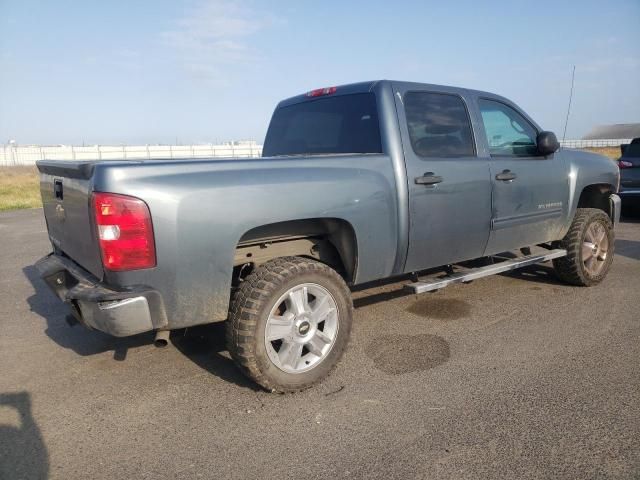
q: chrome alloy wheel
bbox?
[582,221,609,276]
[264,283,339,374]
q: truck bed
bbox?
[37,154,400,327]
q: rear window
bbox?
[262,93,382,157]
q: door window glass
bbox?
[404,92,475,157]
[479,99,538,156]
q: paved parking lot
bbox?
[1,208,639,479]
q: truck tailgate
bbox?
[37,160,104,278]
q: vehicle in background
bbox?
[618,138,640,208]
[35,80,621,392]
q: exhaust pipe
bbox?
[154,329,170,348]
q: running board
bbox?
[405,249,567,294]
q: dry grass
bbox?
[579,146,621,161]
[0,167,42,211]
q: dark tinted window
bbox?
[623,138,640,158]
[479,99,538,156]
[404,92,475,157]
[262,93,382,157]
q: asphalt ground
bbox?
[1,208,639,479]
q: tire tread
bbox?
[553,208,614,286]
[227,256,352,392]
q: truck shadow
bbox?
[616,239,640,261]
[24,264,259,389]
[171,324,262,391]
[0,391,49,480]
[22,265,152,361]
[500,264,564,286]
[621,211,640,223]
[353,288,413,308]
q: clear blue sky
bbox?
[1,0,638,145]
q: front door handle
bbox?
[495,170,517,182]
[415,172,443,186]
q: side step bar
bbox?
[405,249,567,294]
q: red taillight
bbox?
[92,192,156,271]
[306,86,337,97]
[619,160,633,169]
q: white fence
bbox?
[559,139,630,149]
[1,139,629,166]
[0,143,263,166]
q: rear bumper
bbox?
[35,253,167,337]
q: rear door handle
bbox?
[495,170,517,182]
[415,172,443,186]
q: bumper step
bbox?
[405,249,567,294]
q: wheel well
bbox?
[577,184,615,219]
[233,218,358,283]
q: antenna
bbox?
[562,65,576,144]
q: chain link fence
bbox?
[1,139,631,166]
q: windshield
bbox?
[262,93,382,157]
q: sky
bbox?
[0,0,639,145]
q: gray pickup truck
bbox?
[36,80,620,392]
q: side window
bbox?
[404,92,475,157]
[478,99,538,156]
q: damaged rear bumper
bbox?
[35,253,167,337]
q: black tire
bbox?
[553,208,614,286]
[226,256,353,392]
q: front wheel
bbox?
[553,208,615,286]
[227,256,353,392]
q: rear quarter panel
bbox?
[93,156,398,327]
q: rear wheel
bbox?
[553,208,614,286]
[227,256,353,392]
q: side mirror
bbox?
[536,131,559,156]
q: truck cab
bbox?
[263,81,618,274]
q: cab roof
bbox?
[276,80,504,109]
